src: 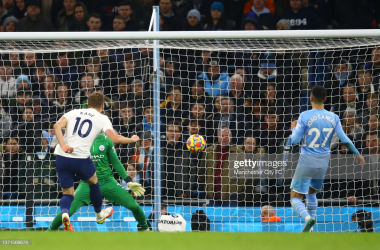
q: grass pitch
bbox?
[0,231,377,250]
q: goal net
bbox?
[1,32,380,232]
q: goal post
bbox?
[0,27,380,232]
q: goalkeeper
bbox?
[48,134,149,231]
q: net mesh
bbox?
[0,38,379,232]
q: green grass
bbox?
[0,232,377,250]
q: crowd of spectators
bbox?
[1,0,380,207]
[0,0,379,32]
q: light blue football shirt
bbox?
[291,108,359,168]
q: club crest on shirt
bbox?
[99,145,105,151]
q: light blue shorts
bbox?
[290,164,328,194]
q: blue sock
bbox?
[306,194,318,218]
[290,197,310,220]
[60,194,74,214]
[89,182,102,213]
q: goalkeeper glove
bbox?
[125,176,146,197]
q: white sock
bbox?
[305,215,311,222]
[96,212,104,220]
[62,213,69,218]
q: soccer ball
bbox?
[186,134,206,153]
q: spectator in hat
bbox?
[251,58,287,101]
[242,0,277,30]
[15,74,31,91]
[159,0,182,31]
[203,1,234,31]
[68,2,88,31]
[281,0,326,30]
[276,19,291,30]
[17,0,53,31]
[183,9,202,31]
[2,15,17,31]
[243,17,262,30]
[57,0,76,31]
[197,60,231,97]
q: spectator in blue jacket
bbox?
[197,60,230,97]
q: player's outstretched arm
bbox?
[335,119,365,167]
[53,116,73,153]
[105,129,139,144]
[106,137,145,197]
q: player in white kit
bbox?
[53,92,142,230]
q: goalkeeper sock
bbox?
[89,182,103,213]
[306,193,318,218]
[290,197,309,221]
[60,194,74,215]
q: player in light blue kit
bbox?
[290,85,365,232]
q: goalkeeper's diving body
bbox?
[49,133,148,231]
[290,85,365,232]
[53,92,141,231]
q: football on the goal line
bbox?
[186,134,206,153]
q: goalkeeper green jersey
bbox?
[90,134,128,181]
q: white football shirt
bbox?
[158,214,187,232]
[54,108,114,158]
